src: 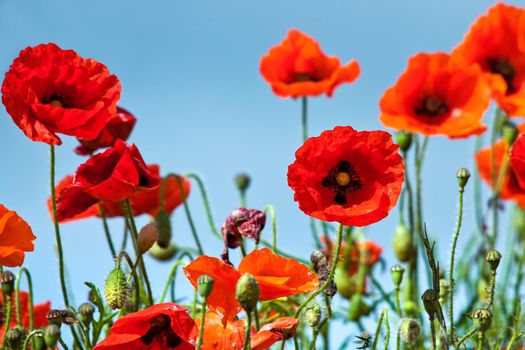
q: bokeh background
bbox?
[0,0,520,347]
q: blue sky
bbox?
[0,0,520,347]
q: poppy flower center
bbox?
[322,160,362,205]
[42,94,68,108]
[294,72,321,83]
[487,57,516,94]
[414,96,449,117]
[140,314,182,348]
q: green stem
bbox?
[449,187,465,344]
[507,300,521,350]
[456,327,478,348]
[430,318,437,350]
[487,271,497,309]
[294,223,343,319]
[477,331,484,350]
[15,267,34,330]
[383,309,390,350]
[98,204,116,258]
[2,296,11,349]
[160,260,188,303]
[394,287,402,318]
[263,205,277,252]
[239,190,247,208]
[59,336,69,350]
[185,173,221,239]
[118,251,141,312]
[301,97,308,142]
[22,329,42,350]
[195,296,208,349]
[371,308,385,350]
[243,313,252,350]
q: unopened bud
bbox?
[155,210,172,248]
[149,242,177,261]
[421,289,438,317]
[78,303,95,324]
[503,122,518,146]
[5,327,22,349]
[486,249,502,272]
[236,273,260,313]
[46,309,64,326]
[304,302,322,327]
[138,222,159,254]
[61,309,78,325]
[1,271,15,295]
[32,333,45,350]
[393,224,413,262]
[390,264,405,288]
[44,324,61,348]
[397,131,413,152]
[197,274,214,299]
[105,268,130,309]
[234,173,251,193]
[456,168,470,191]
[471,308,492,332]
[398,318,422,344]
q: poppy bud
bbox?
[390,264,405,288]
[486,249,502,272]
[44,324,60,348]
[392,224,413,262]
[105,267,130,310]
[78,303,95,324]
[398,318,422,344]
[197,274,214,299]
[456,168,470,191]
[236,273,260,313]
[138,222,158,254]
[421,289,438,317]
[1,271,15,295]
[46,309,64,326]
[234,173,251,193]
[155,210,172,248]
[32,333,45,350]
[304,302,322,327]
[149,242,177,261]
[471,308,492,332]
[5,327,22,349]
[348,294,371,321]
[397,130,412,152]
[503,122,518,146]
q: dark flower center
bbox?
[414,96,449,117]
[487,57,516,94]
[140,314,182,348]
[294,72,321,83]
[322,160,362,205]
[42,94,67,108]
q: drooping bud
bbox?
[502,122,518,146]
[392,224,413,262]
[311,250,337,297]
[397,130,413,152]
[5,327,22,349]
[486,249,502,272]
[149,242,177,261]
[44,324,61,348]
[471,308,492,332]
[197,274,215,299]
[236,273,260,313]
[155,210,172,248]
[234,173,251,193]
[304,302,322,327]
[104,267,130,309]
[421,289,438,317]
[398,318,422,344]
[46,309,64,326]
[456,168,470,191]
[138,222,159,254]
[390,264,405,288]
[78,303,95,324]
[1,271,15,295]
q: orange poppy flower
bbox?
[379,52,491,138]
[287,126,404,226]
[198,312,298,350]
[260,29,360,98]
[0,205,36,267]
[475,131,525,208]
[0,291,51,340]
[183,248,318,322]
[321,235,382,275]
[452,3,525,116]
[510,133,525,190]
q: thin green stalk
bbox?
[403,150,418,306]
[477,331,484,350]
[430,318,437,350]
[371,308,386,350]
[487,271,497,309]
[2,296,12,348]
[239,191,247,208]
[294,224,344,318]
[263,205,277,252]
[383,309,390,350]
[456,327,478,348]
[309,327,320,350]
[301,97,308,142]
[243,313,252,350]
[394,286,402,318]
[507,300,521,350]
[449,187,465,344]
[160,260,188,303]
[15,267,33,330]
[195,296,208,349]
[59,336,69,350]
[22,329,42,350]
[118,251,141,312]
[185,173,222,239]
[98,204,116,258]
[396,326,401,350]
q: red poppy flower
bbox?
[93,303,197,350]
[476,129,525,208]
[260,30,360,98]
[0,291,51,341]
[321,235,382,275]
[1,43,121,145]
[287,126,404,226]
[379,52,491,138]
[198,312,298,350]
[183,248,318,322]
[510,134,525,191]
[0,204,36,267]
[55,140,160,221]
[75,106,137,155]
[452,3,525,116]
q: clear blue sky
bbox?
[0,0,519,347]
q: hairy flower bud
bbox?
[44,324,60,348]
[398,318,422,344]
[486,249,502,272]
[456,168,470,191]
[5,327,22,349]
[138,222,158,254]
[397,130,412,152]
[105,268,130,309]
[155,210,172,248]
[421,289,438,317]
[78,303,95,324]
[1,271,15,296]
[393,224,413,262]
[149,242,177,261]
[390,264,405,288]
[197,274,215,299]
[304,302,322,327]
[236,273,260,313]
[471,308,492,332]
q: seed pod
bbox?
[236,273,260,313]
[234,173,251,193]
[104,268,130,309]
[393,224,413,262]
[471,308,492,332]
[1,271,15,295]
[46,309,64,326]
[456,168,470,191]
[197,274,215,299]
[137,222,159,254]
[398,318,422,344]
[311,250,337,297]
[333,263,357,299]
[486,249,502,272]
[390,264,405,288]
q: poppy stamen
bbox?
[414,96,449,117]
[140,314,182,348]
[487,57,516,93]
[322,160,362,205]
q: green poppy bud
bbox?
[471,308,492,332]
[486,249,502,272]
[149,242,177,261]
[44,324,61,348]
[393,224,413,262]
[503,122,518,146]
[234,173,251,193]
[390,264,405,288]
[304,302,322,327]
[197,274,215,299]
[236,273,260,313]
[78,303,95,324]
[5,327,22,349]
[1,271,15,296]
[155,210,172,248]
[104,268,130,310]
[456,168,470,191]
[397,131,412,152]
[398,318,422,344]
